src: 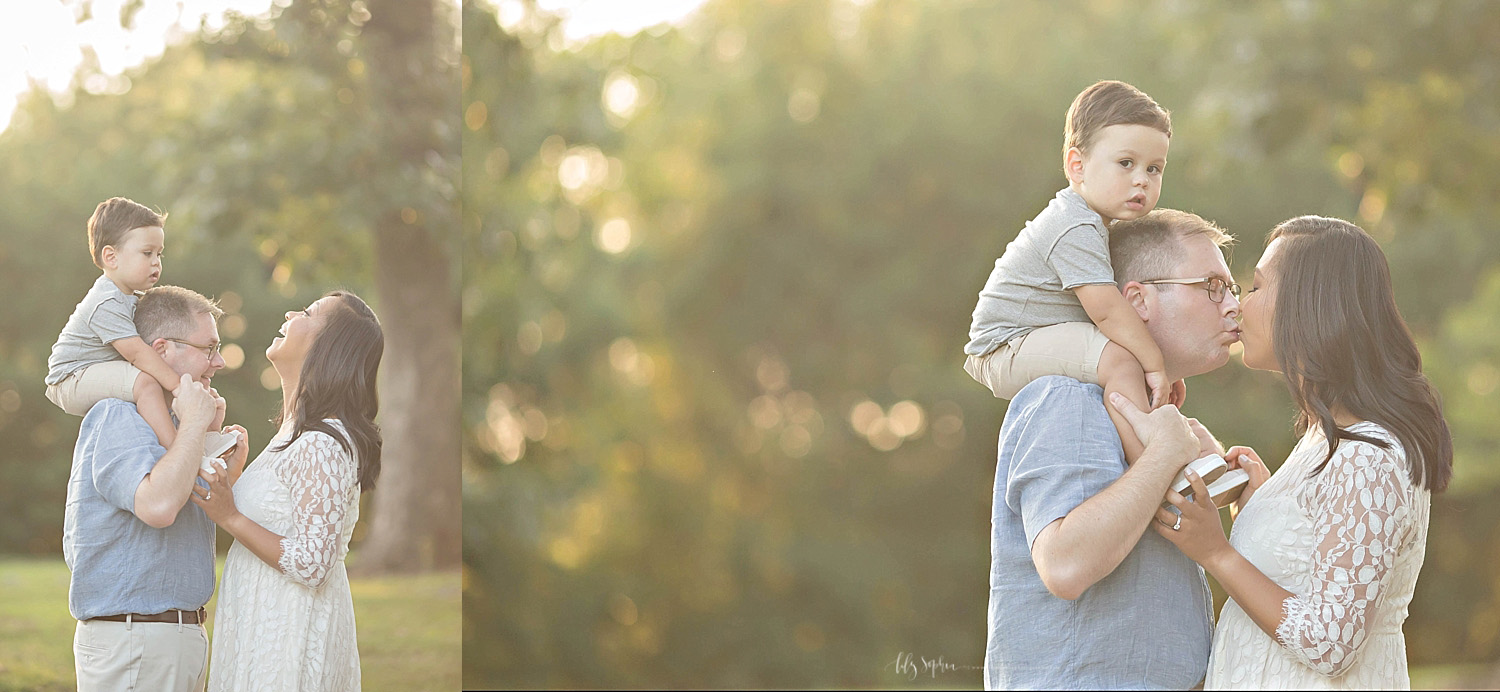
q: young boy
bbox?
[45,197,200,453]
[964,80,1203,471]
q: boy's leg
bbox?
[133,372,177,448]
[49,361,142,416]
[1098,342,1149,464]
[973,323,1109,400]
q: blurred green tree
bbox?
[0,0,461,573]
[464,0,1500,686]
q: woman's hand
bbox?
[1152,469,1234,566]
[1225,445,1271,518]
[218,424,250,483]
[189,464,240,526]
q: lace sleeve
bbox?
[274,431,359,589]
[1274,438,1413,676]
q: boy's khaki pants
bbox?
[965,322,1111,399]
[74,618,208,692]
[46,361,142,416]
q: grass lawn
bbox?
[0,555,459,692]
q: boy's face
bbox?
[1067,124,1170,224]
[103,225,164,293]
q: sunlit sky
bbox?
[505,0,710,41]
[0,0,705,133]
[0,0,276,133]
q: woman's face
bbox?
[267,295,336,370]
[1239,237,1283,371]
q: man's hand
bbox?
[1108,392,1198,466]
[1186,418,1223,457]
[170,374,216,434]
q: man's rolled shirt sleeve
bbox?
[1003,379,1124,549]
[87,403,167,515]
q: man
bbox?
[64,285,244,692]
[983,209,1242,689]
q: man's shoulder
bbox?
[81,398,149,432]
[1000,377,1115,444]
[1010,376,1105,411]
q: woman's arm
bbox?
[191,463,286,569]
[192,430,359,588]
[1159,440,1414,677]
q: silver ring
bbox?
[205,492,212,500]
[1171,515,1182,531]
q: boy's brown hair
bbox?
[88,197,166,269]
[1062,80,1172,164]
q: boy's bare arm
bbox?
[1073,284,1165,374]
[111,336,180,393]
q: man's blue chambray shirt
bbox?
[63,399,215,620]
[984,377,1213,690]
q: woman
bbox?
[192,290,384,691]
[1117,216,1452,689]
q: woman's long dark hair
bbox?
[273,290,384,492]
[1268,216,1452,492]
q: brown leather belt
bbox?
[87,608,207,625]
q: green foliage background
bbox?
[464,0,1500,687]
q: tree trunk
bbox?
[351,0,462,572]
[358,222,461,572]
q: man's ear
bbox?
[150,338,171,359]
[1122,281,1151,321]
[1065,147,1086,184]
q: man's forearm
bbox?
[133,423,209,527]
[1032,446,1182,598]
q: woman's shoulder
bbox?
[1326,421,1413,488]
[1340,421,1404,455]
[278,421,353,457]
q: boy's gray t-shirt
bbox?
[985,377,1213,690]
[46,275,141,385]
[966,187,1116,357]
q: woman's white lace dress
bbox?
[209,422,362,691]
[1207,422,1429,689]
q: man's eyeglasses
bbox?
[1139,276,1241,303]
[164,337,222,360]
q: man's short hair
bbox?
[1109,209,1234,285]
[134,285,223,344]
[88,197,166,269]
[1063,80,1172,164]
